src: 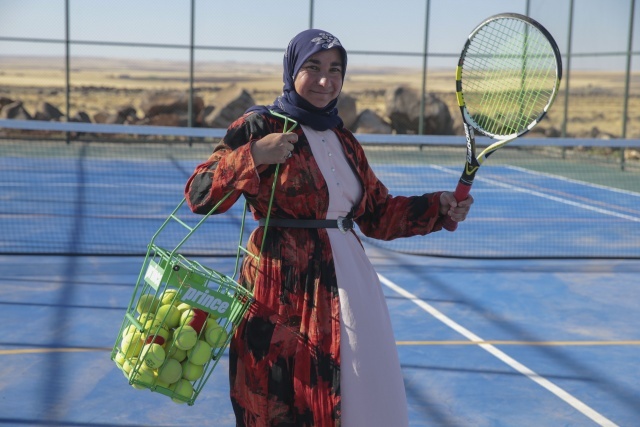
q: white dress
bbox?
[301,125,409,427]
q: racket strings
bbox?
[461,17,558,136]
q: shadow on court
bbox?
[0,251,638,426]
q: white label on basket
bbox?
[180,287,231,316]
[144,260,163,290]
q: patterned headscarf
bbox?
[246,29,348,131]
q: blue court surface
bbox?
[0,249,638,426]
[1,138,639,425]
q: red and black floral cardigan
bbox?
[185,112,445,427]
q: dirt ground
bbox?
[2,56,640,139]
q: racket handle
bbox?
[441,181,472,232]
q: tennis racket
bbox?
[442,13,562,231]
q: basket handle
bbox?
[231,111,299,279]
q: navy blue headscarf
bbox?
[246,29,348,131]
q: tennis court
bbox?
[0,130,639,426]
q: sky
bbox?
[0,0,638,71]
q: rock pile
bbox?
[0,85,459,135]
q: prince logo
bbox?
[180,287,231,316]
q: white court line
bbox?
[431,165,640,223]
[504,165,640,198]
[378,273,619,427]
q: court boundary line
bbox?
[504,165,640,197]
[378,273,619,427]
[396,340,640,346]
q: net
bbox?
[1,119,639,259]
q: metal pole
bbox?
[188,0,195,129]
[561,0,574,140]
[65,0,70,143]
[65,0,70,121]
[418,0,430,135]
[309,0,314,28]
[621,0,635,170]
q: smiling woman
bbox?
[184,28,473,427]
[294,49,344,108]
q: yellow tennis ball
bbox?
[137,312,154,325]
[143,317,164,332]
[140,343,165,369]
[114,350,126,367]
[129,364,155,390]
[204,322,228,349]
[156,304,181,329]
[136,294,160,314]
[176,302,192,314]
[180,309,201,327]
[121,331,144,358]
[187,340,212,366]
[121,356,139,375]
[181,360,204,381]
[173,325,198,351]
[155,378,171,390]
[157,358,182,384]
[166,339,187,362]
[170,379,194,404]
[123,323,142,336]
[160,288,180,306]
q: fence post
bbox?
[188,0,195,132]
[561,0,574,141]
[621,0,636,170]
[65,0,71,144]
[418,0,431,135]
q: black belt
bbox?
[258,217,354,234]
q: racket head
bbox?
[456,13,562,141]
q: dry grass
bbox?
[2,56,640,138]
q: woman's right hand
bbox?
[250,132,298,166]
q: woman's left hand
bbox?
[439,192,473,223]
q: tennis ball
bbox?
[129,364,155,390]
[170,379,194,404]
[204,321,228,349]
[156,304,181,329]
[166,340,187,362]
[187,340,212,366]
[155,379,172,390]
[144,326,170,346]
[160,288,179,306]
[114,350,126,367]
[157,358,182,384]
[181,308,208,334]
[173,325,198,351]
[140,343,166,369]
[121,331,144,358]
[181,360,204,381]
[123,323,143,336]
[166,337,187,362]
[137,312,154,325]
[136,294,160,314]
[122,357,139,375]
[143,317,164,332]
[176,302,192,314]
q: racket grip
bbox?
[441,182,472,232]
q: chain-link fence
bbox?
[1,0,639,141]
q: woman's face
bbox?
[294,48,344,109]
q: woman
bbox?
[185,29,473,427]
